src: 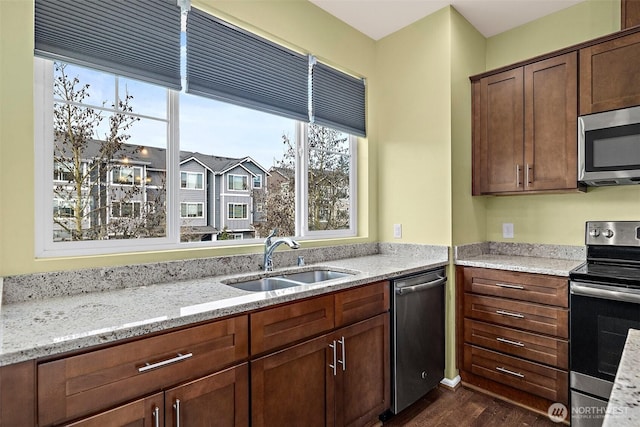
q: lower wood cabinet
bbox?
[64,364,248,427]
[456,266,569,413]
[251,313,390,427]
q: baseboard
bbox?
[439,375,461,391]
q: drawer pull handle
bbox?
[329,340,337,376]
[174,399,181,427]
[496,366,524,378]
[496,310,524,319]
[138,352,193,373]
[497,337,525,347]
[153,406,160,427]
[495,283,524,290]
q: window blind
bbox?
[312,62,366,137]
[35,0,182,90]
[186,8,309,122]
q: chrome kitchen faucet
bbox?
[263,228,300,272]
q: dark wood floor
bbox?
[382,386,560,426]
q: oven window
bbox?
[571,292,640,383]
[597,316,638,376]
[585,123,640,171]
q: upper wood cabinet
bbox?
[622,0,640,30]
[580,30,640,115]
[473,52,578,195]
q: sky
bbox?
[57,62,297,170]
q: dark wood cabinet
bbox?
[456,266,569,413]
[622,0,640,30]
[251,314,389,427]
[64,393,164,427]
[0,361,36,427]
[164,364,249,427]
[473,52,578,194]
[580,30,640,114]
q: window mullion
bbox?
[167,89,181,243]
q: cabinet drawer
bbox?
[463,344,568,405]
[463,267,568,307]
[250,295,334,355]
[464,294,568,338]
[464,319,568,369]
[38,315,248,427]
[335,281,389,328]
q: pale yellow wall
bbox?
[0,0,377,275]
[484,0,640,245]
[486,0,620,69]
[375,7,453,246]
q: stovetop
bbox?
[569,221,640,288]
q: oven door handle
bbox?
[571,282,640,304]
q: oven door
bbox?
[570,281,640,385]
[578,106,640,185]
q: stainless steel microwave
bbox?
[578,106,640,186]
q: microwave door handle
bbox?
[571,282,640,304]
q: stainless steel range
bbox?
[569,221,640,427]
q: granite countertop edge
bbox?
[603,328,640,427]
[0,254,448,366]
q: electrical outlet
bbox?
[502,223,514,239]
[393,224,402,239]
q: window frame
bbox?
[180,202,204,218]
[227,203,248,220]
[252,174,262,189]
[34,58,359,258]
[180,171,204,190]
[227,174,249,192]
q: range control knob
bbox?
[589,229,600,238]
[603,229,614,238]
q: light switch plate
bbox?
[502,223,514,239]
[393,224,402,239]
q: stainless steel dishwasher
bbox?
[390,268,446,414]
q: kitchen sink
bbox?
[223,268,356,292]
[280,270,352,283]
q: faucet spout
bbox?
[263,230,300,271]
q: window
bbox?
[112,201,142,218]
[181,172,203,190]
[181,203,204,218]
[228,175,248,191]
[112,166,143,186]
[228,203,248,220]
[231,233,243,240]
[35,13,360,257]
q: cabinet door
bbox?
[622,0,640,29]
[478,68,525,193]
[524,52,577,191]
[0,361,36,427]
[64,393,163,427]
[165,364,248,427]
[580,31,640,114]
[334,314,390,427]
[251,334,334,427]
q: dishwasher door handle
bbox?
[395,276,446,295]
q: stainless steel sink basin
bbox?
[280,270,352,283]
[227,277,303,292]
[224,268,356,292]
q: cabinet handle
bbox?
[496,366,525,378]
[497,337,525,347]
[526,163,533,185]
[153,406,160,427]
[495,283,524,290]
[329,340,337,376]
[138,352,193,373]
[516,164,522,187]
[337,336,346,371]
[496,310,524,319]
[174,399,181,427]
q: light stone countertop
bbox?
[0,251,448,366]
[603,329,640,427]
[455,242,585,276]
